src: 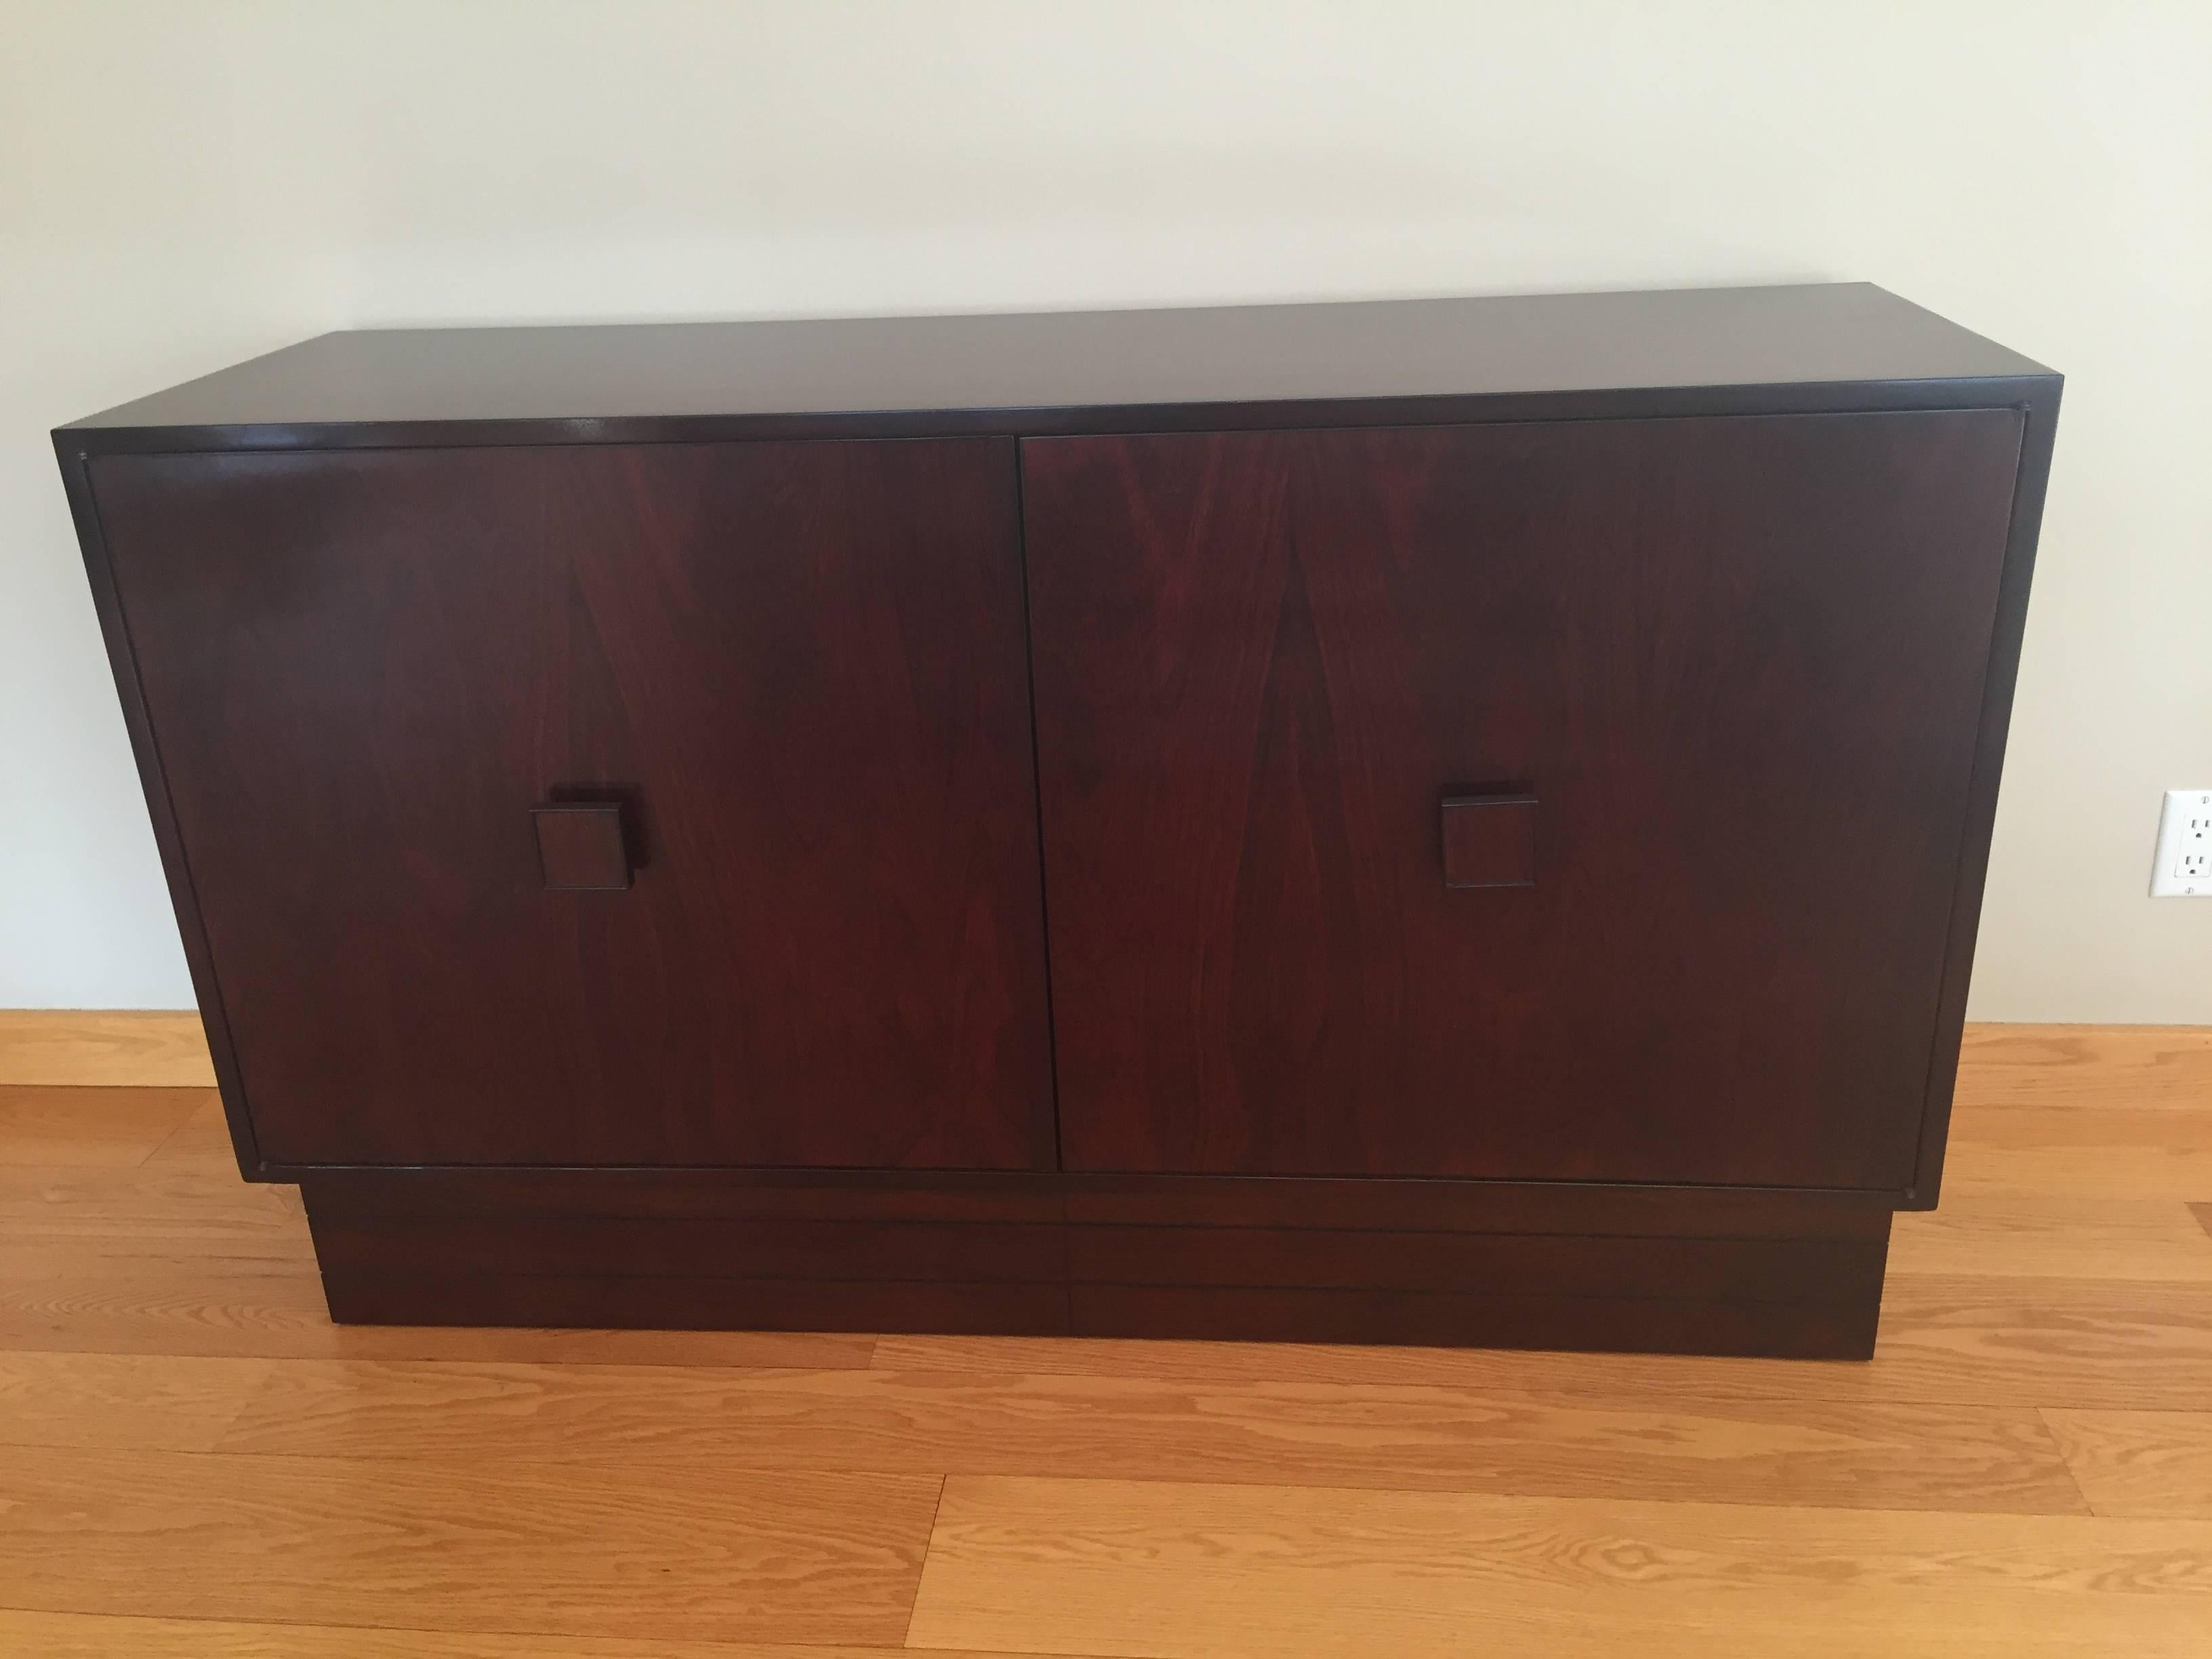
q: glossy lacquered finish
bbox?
[1023,414,2024,1186]
[58,285,2062,1353]
[89,440,1053,1170]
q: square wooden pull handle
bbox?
[533,802,632,891]
[1441,789,1537,888]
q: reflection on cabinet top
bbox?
[58,283,2057,451]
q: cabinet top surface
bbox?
[64,283,2054,441]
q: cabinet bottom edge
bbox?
[302,1172,1888,1359]
[316,1270,1878,1358]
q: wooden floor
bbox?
[1,1023,2209,1656]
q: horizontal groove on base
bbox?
[296,1166,1893,1235]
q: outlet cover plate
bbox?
[2150,789,2212,897]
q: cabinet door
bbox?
[95,439,1052,1170]
[1023,413,2023,1187]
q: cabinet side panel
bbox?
[1906,386,2061,1205]
[60,443,262,1175]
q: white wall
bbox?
[3,0,2206,1019]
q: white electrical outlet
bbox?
[2150,790,2212,897]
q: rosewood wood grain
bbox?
[316,1271,1875,1355]
[302,1166,1067,1224]
[1063,1225,1886,1304]
[1022,413,2025,1189]
[298,1166,1887,1355]
[58,285,2061,1356]
[1067,1284,1881,1358]
[308,1215,1072,1284]
[308,1213,1882,1306]
[1056,1175,1891,1236]
[91,439,1052,1171]
[298,1166,1889,1237]
[319,1272,1073,1336]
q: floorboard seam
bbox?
[903,1473,951,1649]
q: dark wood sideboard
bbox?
[56,285,2061,1357]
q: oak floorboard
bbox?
[2040,1409,2212,1518]
[875,1273,2212,1410]
[0,1610,1082,1659]
[1941,1103,2212,1197]
[904,1475,2212,1658]
[142,1095,244,1166]
[2,1021,2209,1653]
[1955,1024,2212,1110]
[0,1262,343,1358]
[207,1359,2085,1514]
[0,1444,939,1644]
[0,1162,307,1255]
[1867,1275,2212,1409]
[867,1329,1876,1398]
[1888,1193,2212,1281]
[0,1351,274,1453]
[0,1086,209,1167]
[0,1610,1078,1659]
[0,1010,214,1088]
[0,1258,876,1366]
[5,1241,319,1279]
